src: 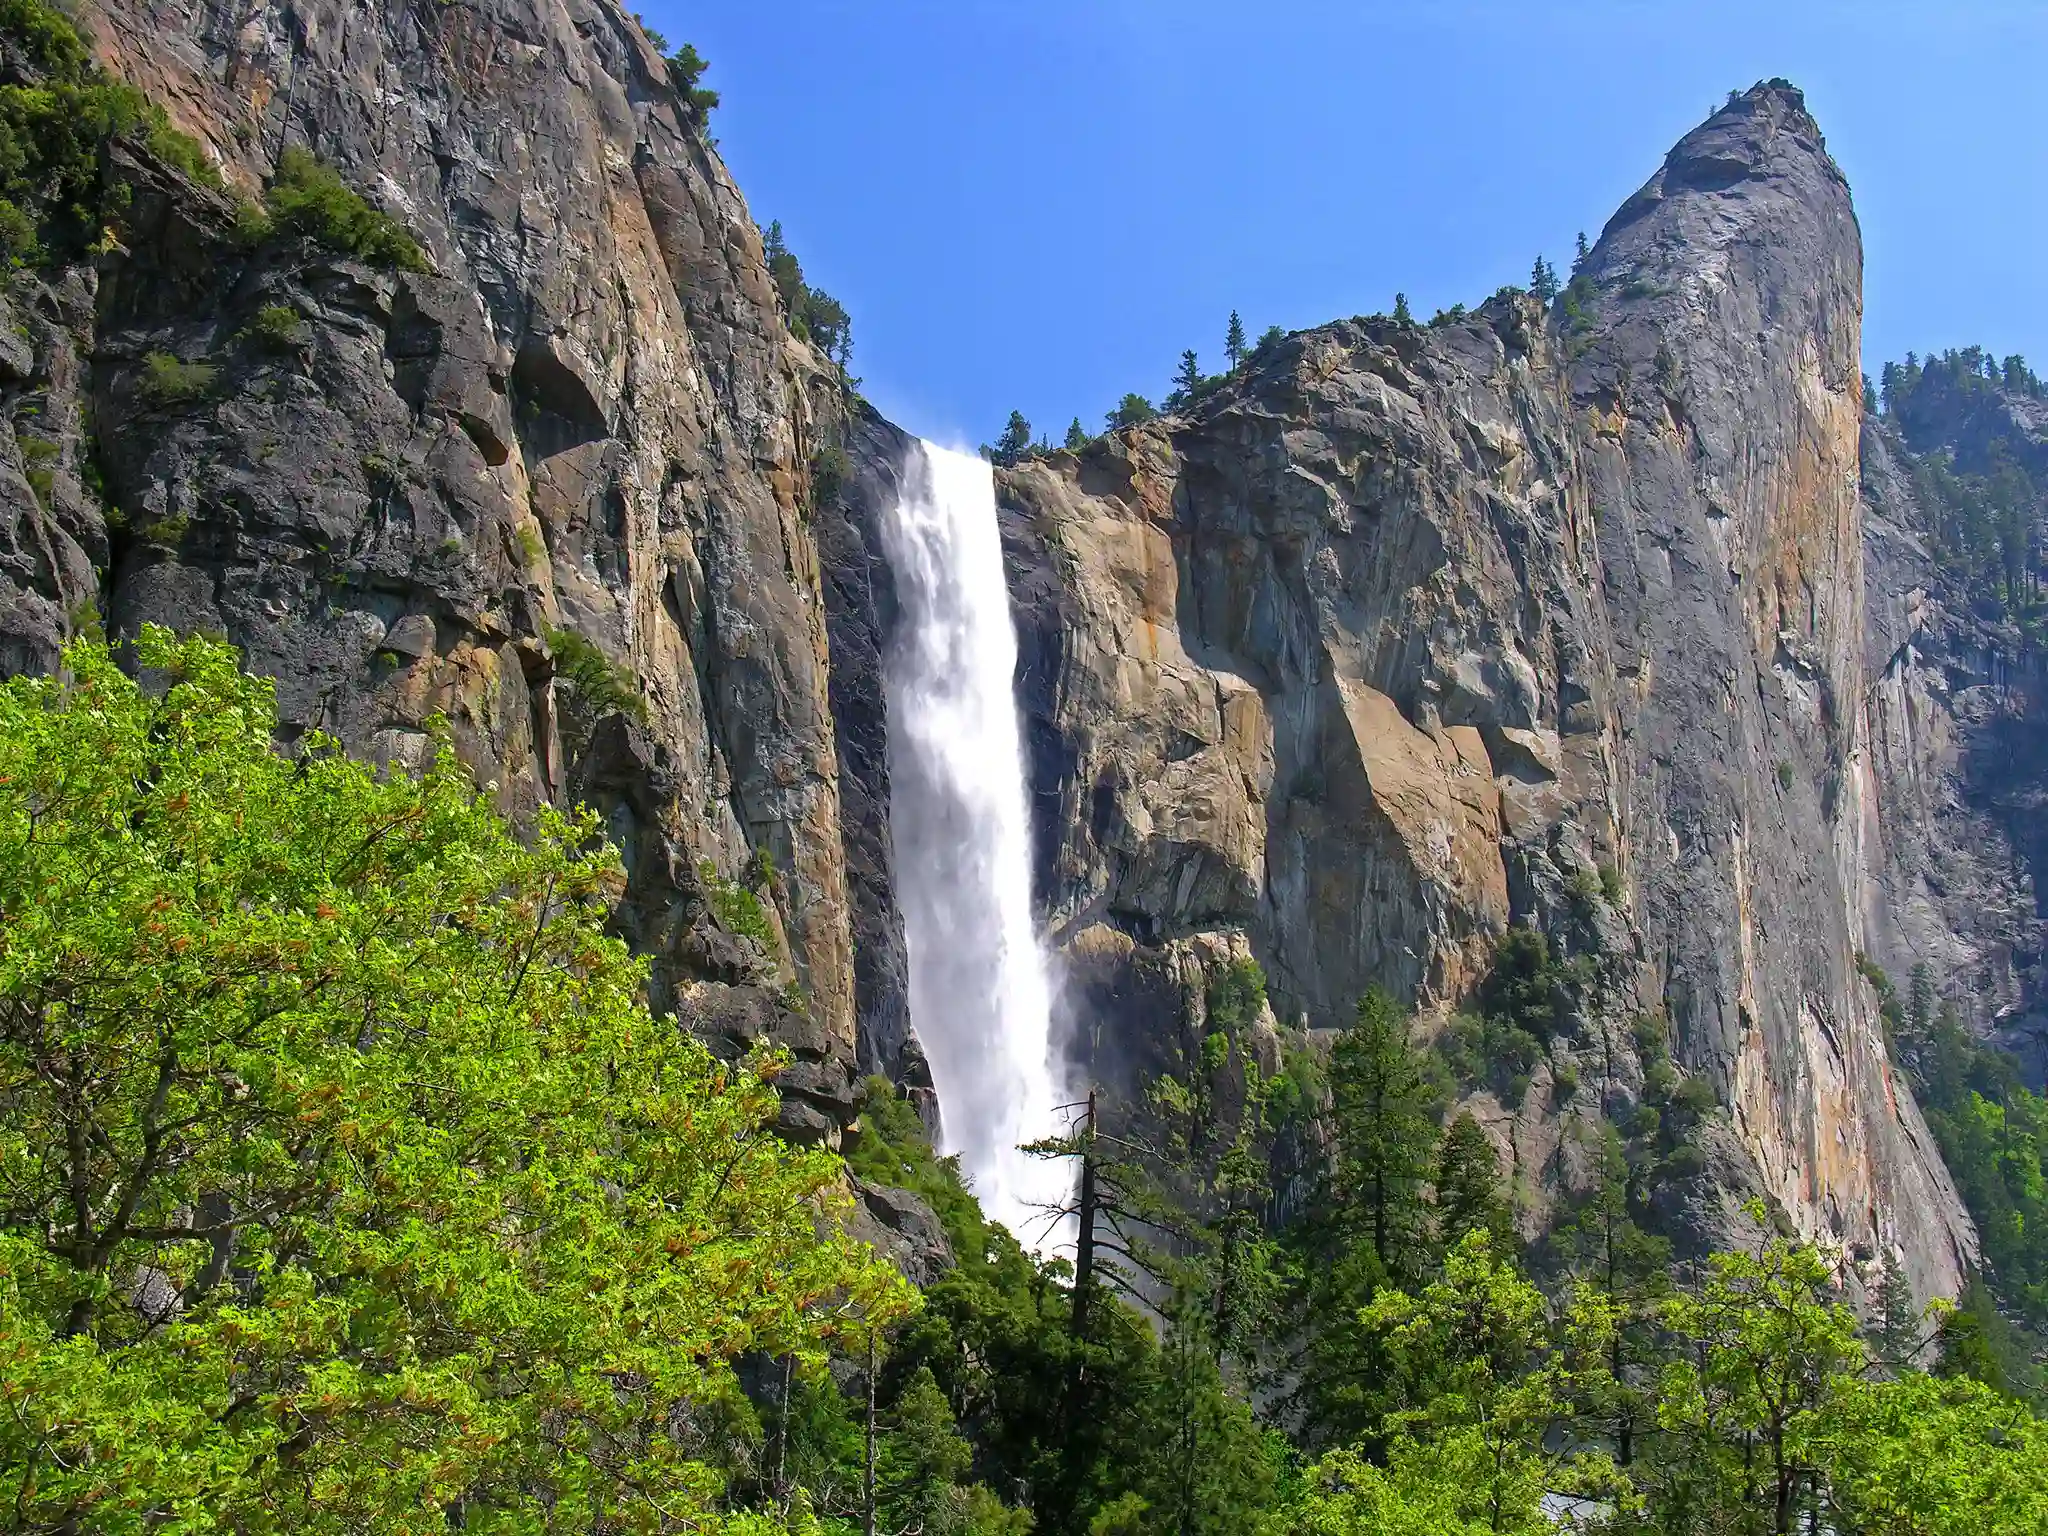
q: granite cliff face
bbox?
[0,0,914,1144]
[1000,84,1975,1301]
[0,7,2017,1304]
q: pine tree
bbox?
[1064,417,1089,450]
[1224,310,1247,371]
[1573,230,1591,271]
[804,289,852,367]
[876,1366,976,1535]
[1907,962,1936,1042]
[1106,393,1155,431]
[1869,1254,1923,1372]
[667,42,719,121]
[1275,989,1441,1450]
[1433,1112,1508,1252]
[1392,292,1413,326]
[763,219,805,314]
[986,410,1032,467]
[1530,254,1559,304]
[1171,349,1203,404]
[1329,988,1439,1274]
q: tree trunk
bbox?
[1071,1091,1098,1342]
[773,1354,794,1503]
[1059,1091,1099,1526]
[863,1330,878,1536]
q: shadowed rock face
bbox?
[1002,83,1975,1302]
[0,0,877,1139]
[816,404,918,1079]
[1860,374,2048,1074]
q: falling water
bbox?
[879,441,1072,1248]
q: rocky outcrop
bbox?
[816,402,918,1078]
[1859,382,2048,1065]
[1568,84,1966,1298]
[845,1176,952,1288]
[1002,83,1976,1302]
[2,0,872,1139]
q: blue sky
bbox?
[645,1,2046,448]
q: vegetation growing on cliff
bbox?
[1878,347,2046,622]
[764,218,853,369]
[544,623,648,743]
[0,0,433,274]
[987,312,1287,463]
[0,0,219,263]
[1863,956,2048,1372]
[665,41,720,122]
[255,146,429,272]
[633,17,720,123]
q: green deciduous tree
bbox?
[1800,1371,2048,1536]
[0,628,912,1533]
[1356,1232,1628,1534]
[1649,1211,1865,1534]
[1269,1446,1491,1536]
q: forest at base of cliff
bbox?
[3,630,2044,1536]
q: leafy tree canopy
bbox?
[0,629,911,1533]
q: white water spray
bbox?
[880,441,1072,1248]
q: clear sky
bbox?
[644,1,2046,449]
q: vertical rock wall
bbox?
[1570,84,1967,1299]
[1859,386,2048,1062]
[0,0,882,1136]
[1002,84,1975,1299]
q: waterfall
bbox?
[879,440,1072,1248]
